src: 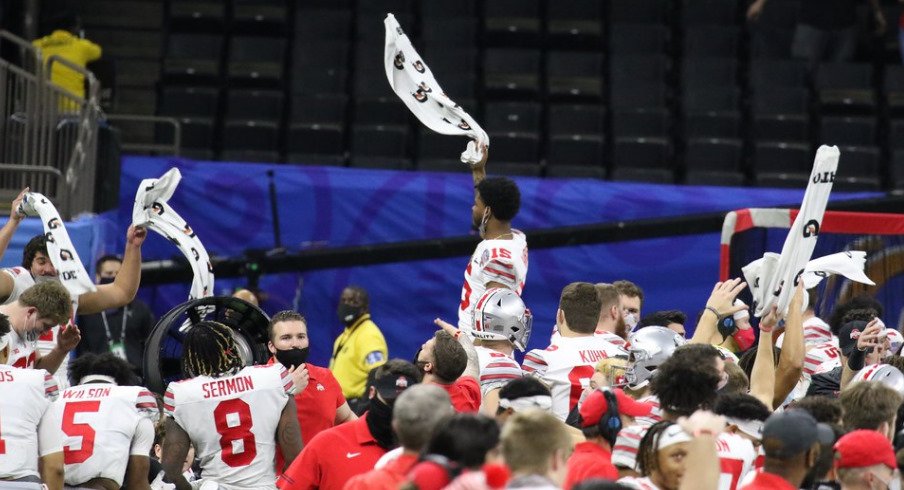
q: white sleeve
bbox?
[38,400,64,456]
[130,416,155,457]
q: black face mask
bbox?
[275,347,309,369]
[366,396,397,449]
[337,304,363,326]
[412,348,429,377]
[98,276,115,285]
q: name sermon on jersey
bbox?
[202,375,255,398]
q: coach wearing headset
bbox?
[564,388,656,489]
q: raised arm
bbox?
[78,225,146,314]
[435,318,480,380]
[749,306,778,409]
[773,284,804,408]
[0,188,27,262]
[690,278,747,345]
[471,143,488,189]
[841,318,883,390]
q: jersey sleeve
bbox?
[612,425,646,471]
[43,371,60,402]
[38,400,64,457]
[276,364,295,395]
[480,356,523,392]
[130,416,156,457]
[521,349,548,377]
[163,384,176,418]
[136,388,161,419]
[479,257,518,289]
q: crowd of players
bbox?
[1,152,904,490]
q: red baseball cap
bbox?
[579,388,654,427]
[834,430,896,469]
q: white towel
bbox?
[132,168,214,300]
[752,146,839,317]
[384,14,490,166]
[18,193,95,299]
[800,251,875,289]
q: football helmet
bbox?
[852,363,904,396]
[471,288,533,351]
[625,326,686,389]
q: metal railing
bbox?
[0,30,101,219]
[105,114,182,156]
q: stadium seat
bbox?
[168,1,226,31]
[683,26,740,58]
[546,135,605,171]
[163,34,222,81]
[227,36,286,84]
[611,167,674,183]
[611,84,669,112]
[353,45,393,98]
[613,137,671,169]
[682,0,740,25]
[421,0,477,19]
[487,132,541,175]
[685,172,746,186]
[290,94,348,126]
[356,13,413,42]
[750,59,808,90]
[610,55,669,86]
[813,63,876,115]
[416,129,471,172]
[350,126,411,169]
[751,88,809,143]
[88,29,162,60]
[610,0,669,25]
[422,18,478,47]
[610,25,669,56]
[819,116,876,147]
[752,142,811,175]
[885,65,904,116]
[683,87,741,138]
[232,0,288,33]
[296,0,353,10]
[547,104,606,137]
[157,118,215,158]
[423,48,477,80]
[546,0,604,48]
[354,97,411,128]
[484,0,541,46]
[81,0,163,29]
[832,176,882,191]
[748,0,799,59]
[892,150,904,188]
[682,58,738,89]
[546,52,605,101]
[684,138,743,173]
[889,119,904,149]
[485,102,541,134]
[483,49,541,99]
[287,124,346,166]
[292,42,349,95]
[226,89,284,123]
[611,109,670,138]
[356,0,414,15]
[221,121,281,162]
[295,10,352,41]
[159,86,220,119]
[836,145,881,179]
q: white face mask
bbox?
[624,313,638,330]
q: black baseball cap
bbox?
[838,320,870,357]
[762,409,835,459]
[372,366,419,401]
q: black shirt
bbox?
[76,299,155,375]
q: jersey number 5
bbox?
[63,401,101,464]
[214,399,257,467]
[567,366,595,411]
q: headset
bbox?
[598,389,622,447]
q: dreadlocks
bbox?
[637,420,675,477]
[182,321,244,378]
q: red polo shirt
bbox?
[277,414,387,490]
[434,376,481,412]
[738,471,797,490]
[564,442,618,489]
[269,359,347,468]
[342,453,419,490]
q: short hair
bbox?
[790,396,843,425]
[722,362,750,395]
[343,285,370,310]
[0,313,9,338]
[737,344,779,381]
[651,344,721,417]
[181,321,244,378]
[424,413,501,469]
[841,381,902,432]
[69,352,139,386]
[613,280,644,303]
[841,308,879,325]
[393,384,454,451]
[94,254,122,272]
[268,310,306,341]
[498,376,551,402]
[431,331,467,383]
[476,177,520,222]
[837,465,888,487]
[828,295,883,335]
[713,393,771,422]
[19,281,72,325]
[637,421,675,476]
[501,409,572,475]
[637,310,687,329]
[806,288,818,311]
[594,284,620,311]
[22,234,48,269]
[884,355,904,374]
[560,282,602,334]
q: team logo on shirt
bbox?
[479,249,490,267]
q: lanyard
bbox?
[100,306,128,346]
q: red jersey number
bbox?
[214,399,257,467]
[63,401,101,464]
[567,366,595,412]
[460,263,473,311]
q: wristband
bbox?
[693,428,716,438]
[704,306,720,319]
[848,347,866,371]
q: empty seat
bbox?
[89,29,162,59]
[611,167,674,183]
[422,18,478,47]
[749,0,799,59]
[753,142,812,174]
[612,109,670,138]
[417,130,472,171]
[885,66,904,115]
[350,126,411,169]
[353,44,393,97]
[168,1,226,30]
[221,120,280,162]
[682,0,740,25]
[546,0,604,48]
[226,89,284,122]
[295,10,352,40]
[422,0,478,19]
[163,34,222,80]
[356,13,413,42]
[287,124,346,166]
[837,145,881,178]
[546,52,604,101]
[548,104,605,137]
[682,58,737,88]
[354,97,410,127]
[357,0,414,15]
[82,1,163,29]
[610,0,668,24]
[424,48,477,79]
[291,94,348,125]
[227,36,286,83]
[683,26,739,58]
[546,135,604,168]
[484,49,541,98]
[485,102,541,134]
[889,119,904,148]
[686,172,746,186]
[159,86,220,118]
[892,150,904,188]
[610,55,669,86]
[611,84,669,111]
[813,63,876,114]
[610,24,669,55]
[684,138,743,172]
[484,0,541,46]
[819,117,876,146]
[612,137,671,169]
[756,173,810,188]
[750,59,808,90]
[232,0,288,32]
[683,87,741,138]
[751,88,809,143]
[487,132,541,175]
[292,42,349,95]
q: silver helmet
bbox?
[625,326,686,389]
[471,288,533,351]
[852,363,904,396]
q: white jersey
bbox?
[803,342,841,376]
[0,365,62,481]
[522,335,627,420]
[164,365,293,490]
[550,327,628,349]
[458,231,528,330]
[633,394,663,427]
[474,346,522,394]
[714,432,757,490]
[618,476,660,490]
[60,383,158,486]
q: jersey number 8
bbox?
[214,399,257,467]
